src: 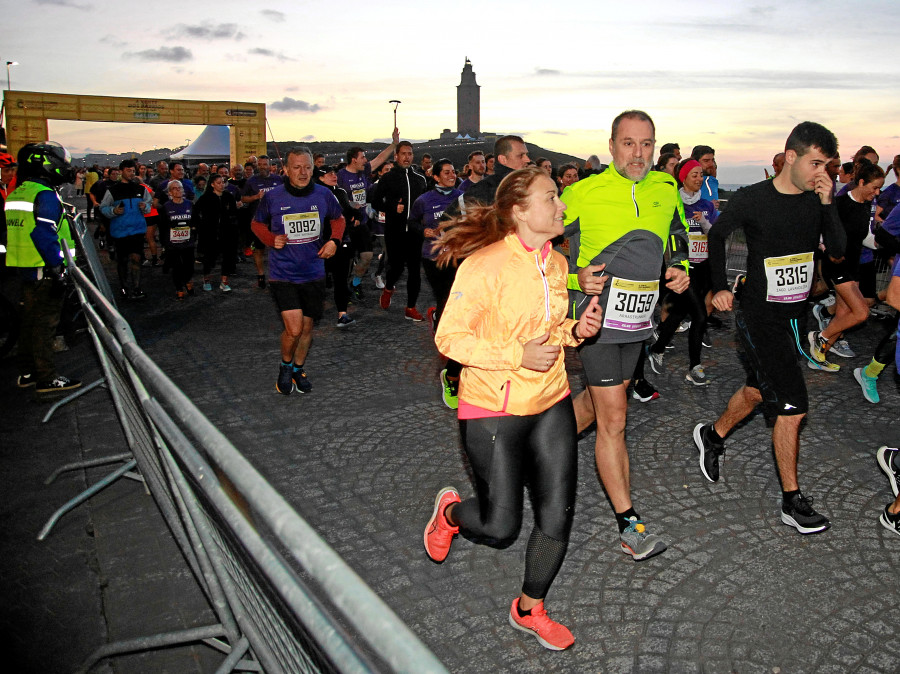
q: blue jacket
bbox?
[100,180,151,238]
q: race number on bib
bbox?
[169,226,191,244]
[688,233,708,262]
[351,188,366,205]
[283,212,321,244]
[764,252,813,303]
[603,278,659,331]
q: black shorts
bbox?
[144,214,161,229]
[578,340,643,387]
[821,256,857,288]
[348,221,373,254]
[112,233,145,258]
[857,260,877,299]
[734,307,807,416]
[269,280,324,320]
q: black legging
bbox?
[168,247,195,291]
[455,397,577,598]
[384,225,422,308]
[652,285,707,368]
[325,243,353,313]
[200,227,238,277]
[423,258,462,377]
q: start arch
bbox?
[2,90,266,167]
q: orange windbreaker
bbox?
[435,232,582,416]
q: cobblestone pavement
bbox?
[4,227,900,672]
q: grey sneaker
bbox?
[676,319,691,333]
[877,446,899,497]
[693,422,725,482]
[686,364,708,386]
[781,492,830,534]
[620,516,667,560]
[646,345,665,375]
[829,338,855,358]
[812,303,831,332]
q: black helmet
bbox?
[16,141,75,186]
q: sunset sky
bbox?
[4,0,898,184]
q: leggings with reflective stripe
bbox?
[455,396,577,598]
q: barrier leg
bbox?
[37,458,138,540]
[76,623,227,674]
[41,377,106,423]
[44,452,133,485]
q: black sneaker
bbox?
[781,492,830,534]
[351,284,364,301]
[631,378,659,402]
[292,366,312,394]
[879,505,900,538]
[16,373,35,388]
[693,422,725,482]
[131,288,147,300]
[877,446,899,497]
[257,275,266,290]
[119,287,131,301]
[35,375,83,394]
[275,363,294,395]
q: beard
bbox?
[614,158,650,182]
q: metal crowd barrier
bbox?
[40,217,448,673]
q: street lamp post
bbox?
[6,61,18,91]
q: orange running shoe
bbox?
[508,598,575,651]
[405,306,424,322]
[423,486,460,562]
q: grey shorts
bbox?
[578,340,643,387]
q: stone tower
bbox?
[456,58,480,137]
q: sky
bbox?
[3,0,899,185]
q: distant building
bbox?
[457,58,480,138]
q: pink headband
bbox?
[678,159,702,184]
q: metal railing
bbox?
[40,216,448,673]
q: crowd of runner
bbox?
[3,111,899,651]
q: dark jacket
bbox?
[370,165,427,229]
[464,163,515,206]
[193,189,239,252]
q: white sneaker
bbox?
[375,274,385,289]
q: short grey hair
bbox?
[167,179,183,192]
[286,146,313,164]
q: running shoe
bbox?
[701,331,712,348]
[829,338,854,358]
[819,293,836,307]
[16,373,35,388]
[186,283,195,296]
[219,282,232,293]
[131,288,146,300]
[676,319,691,333]
[423,486,460,562]
[806,331,840,372]
[645,345,665,375]
[405,307,424,322]
[292,366,312,393]
[877,446,899,497]
[142,258,151,267]
[380,288,393,309]
[693,422,725,482]
[508,598,575,651]
[275,363,294,395]
[336,314,356,328]
[879,505,900,538]
[351,284,364,301]
[812,303,831,332]
[176,290,186,301]
[426,306,437,334]
[257,275,266,290]
[685,364,708,386]
[203,281,213,292]
[119,287,131,301]
[375,274,385,289]
[35,375,83,394]
[781,492,830,534]
[853,367,879,404]
[620,516,667,560]
[440,369,459,409]
[631,378,659,402]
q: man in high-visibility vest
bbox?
[4,141,82,394]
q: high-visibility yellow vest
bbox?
[4,181,75,268]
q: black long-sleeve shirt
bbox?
[708,179,845,318]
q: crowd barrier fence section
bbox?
[39,220,447,673]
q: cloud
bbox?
[535,68,561,76]
[300,135,315,142]
[250,47,295,62]
[543,130,567,136]
[99,35,127,49]
[35,0,85,7]
[556,69,876,91]
[127,46,193,63]
[174,23,245,40]
[270,97,321,113]
[261,9,285,21]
